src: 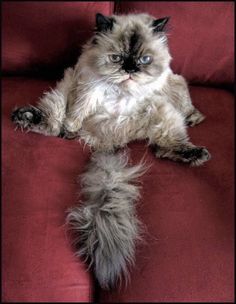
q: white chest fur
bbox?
[102,92,139,116]
[101,69,171,116]
[77,68,171,117]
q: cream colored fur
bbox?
[11,13,211,289]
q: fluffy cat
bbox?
[11,13,211,289]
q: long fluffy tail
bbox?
[66,151,147,289]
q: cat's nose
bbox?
[122,58,139,74]
[125,68,137,74]
[123,65,139,74]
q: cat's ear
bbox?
[95,13,114,32]
[152,17,170,32]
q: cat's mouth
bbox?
[120,75,134,83]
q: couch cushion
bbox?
[100,86,234,302]
[117,1,234,86]
[2,2,114,77]
[2,78,93,302]
[3,78,234,302]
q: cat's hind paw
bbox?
[152,144,211,166]
[185,109,205,127]
[175,146,211,166]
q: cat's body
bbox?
[12,13,210,289]
[67,66,194,152]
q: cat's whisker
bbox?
[78,75,109,87]
[25,128,31,134]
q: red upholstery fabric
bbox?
[2,1,234,302]
[100,86,234,302]
[2,78,92,302]
[117,1,234,85]
[3,78,234,302]
[2,2,114,76]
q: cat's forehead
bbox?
[109,14,157,53]
[117,29,143,54]
[93,13,167,56]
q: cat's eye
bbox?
[109,54,122,63]
[139,55,153,65]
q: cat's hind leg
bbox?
[152,144,210,166]
[167,74,205,127]
[11,67,74,137]
[148,102,210,166]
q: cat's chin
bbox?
[118,74,138,86]
[119,78,137,90]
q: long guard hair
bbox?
[66,152,147,289]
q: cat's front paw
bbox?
[58,128,79,140]
[185,109,205,127]
[176,146,211,166]
[11,106,44,129]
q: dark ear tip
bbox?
[96,13,103,17]
[152,16,170,32]
[165,16,171,23]
[95,12,114,32]
[160,16,171,24]
[96,13,103,20]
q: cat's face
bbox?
[81,13,172,88]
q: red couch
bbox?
[2,1,234,302]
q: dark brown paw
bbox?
[11,106,44,129]
[176,146,211,166]
[11,107,43,127]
